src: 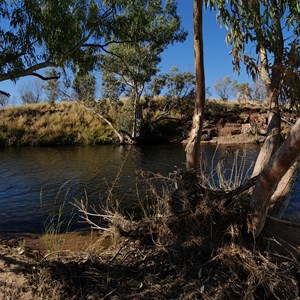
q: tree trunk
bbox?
[185,0,205,169]
[252,110,281,176]
[252,53,282,177]
[269,159,299,218]
[259,46,272,106]
[132,85,143,140]
[250,118,300,237]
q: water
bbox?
[0,144,299,233]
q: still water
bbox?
[0,143,299,233]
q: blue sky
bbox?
[1,1,252,103]
[161,1,251,97]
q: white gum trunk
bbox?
[269,160,299,218]
[251,118,300,237]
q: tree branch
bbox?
[0,32,92,83]
[0,61,56,82]
[31,72,60,81]
[0,90,10,97]
[83,39,133,48]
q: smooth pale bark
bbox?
[185,0,205,169]
[251,118,300,237]
[131,83,143,140]
[269,160,299,218]
[252,1,284,175]
[252,111,281,176]
[259,46,272,106]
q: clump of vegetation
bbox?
[23,169,299,299]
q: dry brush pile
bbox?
[27,169,300,299]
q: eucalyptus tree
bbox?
[214,76,238,101]
[185,0,206,169]
[99,0,187,140]
[147,67,195,117]
[205,0,300,236]
[0,94,9,107]
[19,80,43,104]
[0,0,119,96]
[73,72,96,102]
[43,69,61,103]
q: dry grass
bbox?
[0,102,113,146]
[62,169,299,299]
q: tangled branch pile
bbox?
[31,170,299,299]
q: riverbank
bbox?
[0,189,299,299]
[0,102,115,146]
[1,100,295,146]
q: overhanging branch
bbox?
[0,61,56,82]
[0,90,10,97]
[32,72,60,81]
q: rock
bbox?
[209,129,218,137]
[256,137,266,143]
[201,134,211,141]
[231,129,241,135]
[241,124,251,134]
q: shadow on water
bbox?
[0,143,298,233]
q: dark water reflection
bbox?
[0,144,299,233]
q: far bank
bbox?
[0,100,295,147]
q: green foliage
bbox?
[236,82,252,101]
[206,0,299,106]
[147,67,195,117]
[100,0,187,138]
[73,71,96,102]
[0,0,106,82]
[101,0,187,98]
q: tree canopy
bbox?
[2,0,174,97]
[100,0,187,139]
[205,0,299,108]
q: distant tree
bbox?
[73,72,96,102]
[43,69,61,103]
[19,80,43,104]
[214,76,238,101]
[0,94,9,107]
[252,76,267,102]
[236,82,252,102]
[100,0,187,140]
[205,87,212,100]
[147,67,195,116]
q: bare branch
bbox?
[0,33,92,83]
[77,101,125,144]
[31,72,60,81]
[0,90,10,97]
[83,39,133,48]
[0,61,56,82]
